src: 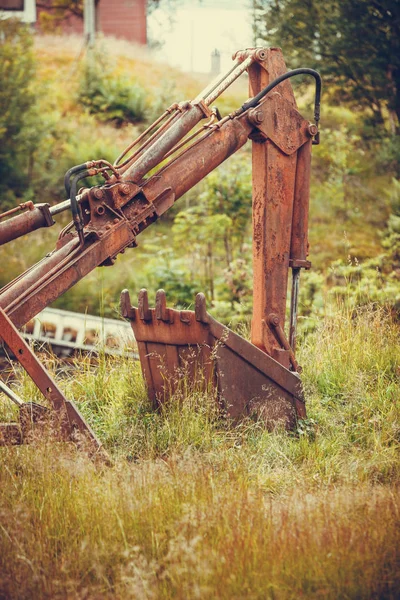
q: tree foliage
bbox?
[172,155,252,301]
[0,18,37,206]
[253,0,400,127]
[77,51,148,125]
[37,0,84,31]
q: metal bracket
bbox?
[289,259,311,270]
[267,313,301,373]
[248,93,311,155]
[0,308,103,452]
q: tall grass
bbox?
[0,303,399,598]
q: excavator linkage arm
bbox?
[0,47,321,445]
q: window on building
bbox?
[0,1,24,10]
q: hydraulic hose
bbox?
[69,171,90,245]
[64,163,89,197]
[239,68,322,129]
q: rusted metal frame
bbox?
[289,268,300,353]
[0,201,34,220]
[0,237,79,308]
[0,246,61,299]
[193,51,260,105]
[248,49,302,367]
[0,115,252,332]
[117,108,183,174]
[121,53,262,184]
[251,138,298,365]
[0,204,55,246]
[1,80,284,335]
[1,222,136,330]
[289,138,312,352]
[121,289,214,407]
[0,196,89,247]
[267,313,301,373]
[192,59,243,104]
[143,114,252,206]
[123,104,211,183]
[0,74,306,335]
[161,111,221,163]
[2,238,82,314]
[202,55,254,105]
[114,106,178,168]
[0,307,65,412]
[0,308,102,449]
[193,294,303,401]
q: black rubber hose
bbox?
[239,67,322,127]
[64,163,89,197]
[70,170,90,244]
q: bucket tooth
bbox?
[195,292,208,323]
[138,289,152,321]
[156,289,174,323]
[120,289,136,320]
[122,290,306,429]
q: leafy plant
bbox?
[0,18,37,208]
[77,51,148,126]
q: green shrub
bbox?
[0,18,37,208]
[77,52,148,126]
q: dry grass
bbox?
[33,33,248,124]
[1,446,398,600]
[1,304,399,599]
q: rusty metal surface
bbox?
[267,312,301,373]
[248,48,313,368]
[248,93,310,155]
[0,221,136,329]
[203,55,254,106]
[290,138,312,263]
[0,114,252,329]
[0,204,55,246]
[0,423,22,446]
[143,115,252,205]
[0,237,79,311]
[122,105,208,182]
[0,46,316,440]
[121,289,214,406]
[0,308,103,451]
[122,290,306,428]
[289,138,312,351]
[0,201,34,220]
[0,48,313,346]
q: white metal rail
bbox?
[13,307,138,358]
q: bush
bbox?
[77,51,148,126]
[0,18,37,208]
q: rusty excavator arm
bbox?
[0,48,321,450]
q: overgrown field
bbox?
[1,22,400,600]
[1,303,399,599]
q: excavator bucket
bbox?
[121,289,306,429]
[119,50,316,430]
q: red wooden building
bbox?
[96,0,147,44]
[0,0,147,45]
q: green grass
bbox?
[1,302,399,598]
